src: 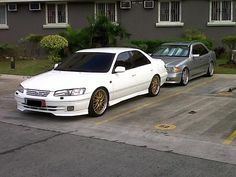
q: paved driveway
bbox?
[0,74,236,164]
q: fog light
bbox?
[67,106,74,111]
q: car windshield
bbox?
[55,52,115,73]
[152,45,189,57]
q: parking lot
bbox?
[0,74,236,165]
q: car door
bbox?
[110,51,137,101]
[129,50,153,93]
[191,44,209,76]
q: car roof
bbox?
[76,47,140,54]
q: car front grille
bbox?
[26,89,50,97]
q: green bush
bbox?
[222,36,236,50]
[60,26,82,53]
[129,40,163,53]
[40,35,68,63]
[0,43,16,58]
[183,29,213,49]
[24,34,44,43]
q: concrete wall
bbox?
[1,0,236,47]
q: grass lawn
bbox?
[215,56,236,74]
[0,58,53,76]
[0,56,236,76]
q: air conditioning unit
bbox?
[29,3,41,11]
[144,0,154,9]
[120,1,131,9]
[8,4,17,12]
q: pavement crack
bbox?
[0,130,75,155]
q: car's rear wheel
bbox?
[180,68,189,86]
[206,62,214,77]
[148,75,160,97]
[89,88,108,117]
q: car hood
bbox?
[21,70,107,91]
[153,56,186,66]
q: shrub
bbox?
[20,34,44,58]
[183,29,213,49]
[60,26,82,54]
[214,47,226,58]
[24,34,44,43]
[0,43,16,58]
[84,16,130,47]
[40,35,68,63]
[130,40,163,53]
[222,36,236,50]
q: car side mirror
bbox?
[192,54,200,58]
[54,63,59,69]
[115,66,126,73]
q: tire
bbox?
[148,75,161,97]
[89,88,108,117]
[180,68,189,86]
[206,62,214,77]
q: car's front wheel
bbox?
[180,68,189,86]
[148,75,160,97]
[89,88,108,117]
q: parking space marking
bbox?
[95,77,218,126]
[155,124,176,130]
[223,130,236,145]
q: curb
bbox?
[0,74,31,80]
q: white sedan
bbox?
[15,48,167,117]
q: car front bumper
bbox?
[15,91,91,116]
[165,72,182,84]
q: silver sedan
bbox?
[152,42,216,85]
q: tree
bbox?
[61,16,130,53]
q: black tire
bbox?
[148,75,161,97]
[89,88,108,117]
[180,68,189,86]
[206,62,214,77]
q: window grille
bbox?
[47,3,67,24]
[211,0,232,21]
[160,1,181,22]
[0,5,6,24]
[95,3,116,22]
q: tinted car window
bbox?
[192,44,208,56]
[115,51,132,70]
[55,52,115,73]
[131,51,151,68]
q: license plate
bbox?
[25,99,45,107]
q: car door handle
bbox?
[132,74,136,77]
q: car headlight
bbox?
[54,88,86,97]
[17,85,24,93]
[166,66,182,73]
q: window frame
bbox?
[0,4,8,29]
[94,2,118,23]
[156,0,184,27]
[208,0,236,26]
[43,2,69,29]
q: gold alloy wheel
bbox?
[92,89,108,115]
[151,76,160,95]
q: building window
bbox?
[44,3,68,28]
[0,4,8,29]
[208,0,235,26]
[156,0,184,27]
[95,3,117,22]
